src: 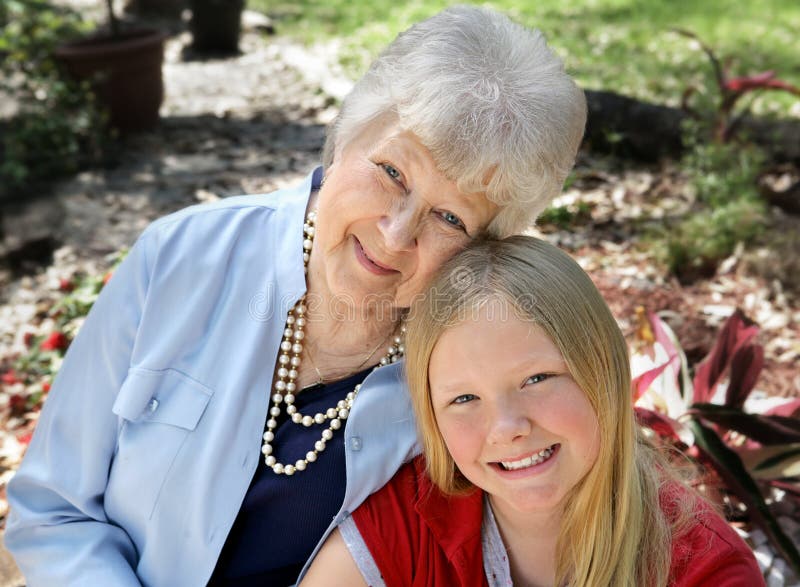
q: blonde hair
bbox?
[323,5,587,236]
[405,236,690,586]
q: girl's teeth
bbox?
[500,446,555,471]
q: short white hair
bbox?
[323,5,587,236]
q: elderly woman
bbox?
[5,6,585,586]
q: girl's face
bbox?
[428,300,600,519]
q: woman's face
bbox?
[308,120,497,312]
[428,300,600,519]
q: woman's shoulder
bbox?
[663,483,765,587]
[144,192,281,243]
[141,170,317,247]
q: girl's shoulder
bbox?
[662,483,765,587]
[361,455,480,521]
[352,456,486,586]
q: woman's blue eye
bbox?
[440,211,465,230]
[453,394,477,405]
[383,164,401,181]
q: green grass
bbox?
[249,0,800,115]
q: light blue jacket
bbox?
[5,169,420,586]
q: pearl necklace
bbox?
[261,211,405,475]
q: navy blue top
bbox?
[208,368,372,586]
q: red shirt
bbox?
[353,457,764,586]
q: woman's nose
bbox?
[486,402,532,445]
[378,203,419,252]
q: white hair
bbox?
[322,5,587,236]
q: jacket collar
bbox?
[273,166,323,314]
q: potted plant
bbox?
[54,0,167,131]
[189,0,245,54]
[1,1,107,192]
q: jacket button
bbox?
[147,398,159,413]
[349,436,362,451]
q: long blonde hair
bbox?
[405,236,686,586]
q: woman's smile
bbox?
[353,237,399,276]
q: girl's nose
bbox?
[486,399,532,445]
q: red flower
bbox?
[103,271,113,286]
[59,278,74,292]
[23,332,35,347]
[42,381,51,393]
[1,370,20,385]
[17,432,33,446]
[40,332,68,351]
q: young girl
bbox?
[301,236,763,586]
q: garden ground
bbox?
[0,7,798,587]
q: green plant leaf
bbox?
[688,419,800,575]
[689,403,800,445]
[736,444,800,479]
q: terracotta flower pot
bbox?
[54,28,167,132]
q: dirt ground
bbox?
[0,8,797,586]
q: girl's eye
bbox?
[439,210,466,232]
[525,373,553,386]
[452,393,478,405]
